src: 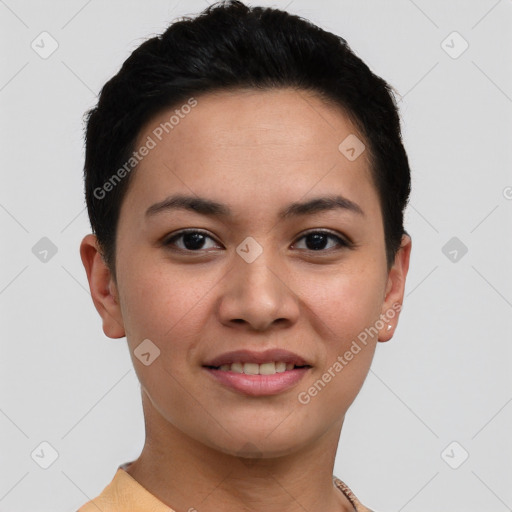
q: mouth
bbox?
[202,361,312,396]
[203,362,312,375]
[202,348,313,396]
[202,348,311,369]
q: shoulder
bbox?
[76,468,134,512]
[76,470,119,512]
[76,467,176,512]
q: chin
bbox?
[199,426,311,460]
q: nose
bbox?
[216,248,300,332]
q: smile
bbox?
[206,361,311,375]
[203,364,311,396]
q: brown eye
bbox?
[293,231,349,251]
[164,230,220,251]
[163,229,351,254]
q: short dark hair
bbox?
[83,0,411,278]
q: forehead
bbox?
[140,87,364,157]
[122,87,379,222]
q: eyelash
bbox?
[162,229,352,253]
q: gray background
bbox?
[1,0,511,511]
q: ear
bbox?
[80,234,126,339]
[378,234,412,342]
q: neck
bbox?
[125,390,355,512]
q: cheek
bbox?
[302,265,385,341]
[118,260,223,383]
[118,267,208,394]
[297,272,382,416]
[119,261,208,336]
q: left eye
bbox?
[293,231,348,251]
[163,230,348,252]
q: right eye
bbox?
[162,229,222,252]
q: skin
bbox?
[81,87,411,512]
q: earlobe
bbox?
[80,234,126,339]
[378,234,412,342]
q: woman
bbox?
[78,1,412,510]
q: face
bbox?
[81,87,411,459]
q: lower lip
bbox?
[203,367,311,396]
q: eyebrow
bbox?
[145,193,364,220]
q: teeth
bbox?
[231,362,244,373]
[278,362,289,372]
[244,362,260,375]
[259,362,277,375]
[216,361,300,374]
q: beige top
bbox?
[77,463,374,512]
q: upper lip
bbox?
[203,349,311,368]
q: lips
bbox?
[202,348,311,368]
